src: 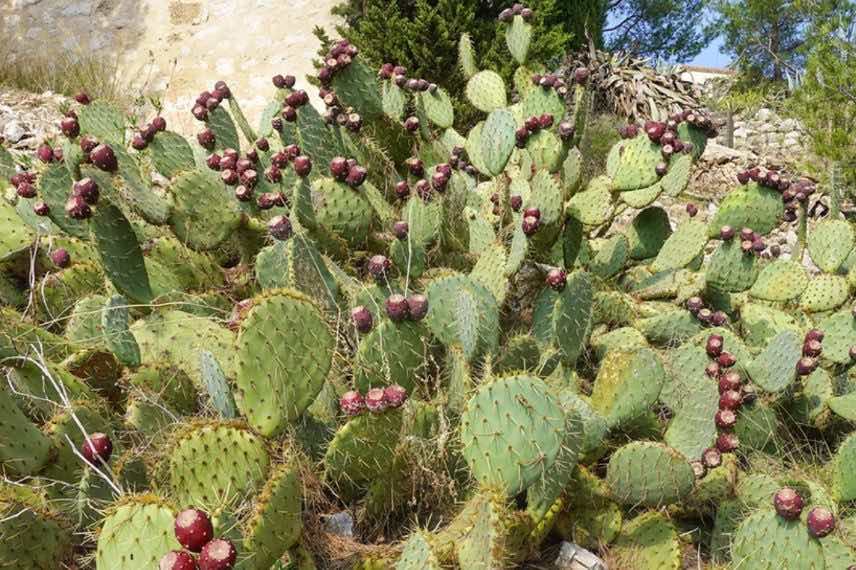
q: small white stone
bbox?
[3,121,27,143]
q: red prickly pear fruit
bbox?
[340,390,366,416]
[660,131,676,146]
[435,163,452,178]
[522,215,540,236]
[282,106,298,122]
[367,255,391,280]
[697,308,713,323]
[655,162,668,176]
[705,361,721,379]
[90,144,117,172]
[255,138,270,152]
[686,203,698,217]
[50,248,71,268]
[431,171,449,192]
[393,221,409,240]
[803,339,822,357]
[573,67,590,85]
[498,8,513,21]
[686,296,704,313]
[365,388,388,413]
[351,306,373,334]
[739,227,754,241]
[236,158,252,175]
[546,268,567,291]
[81,432,112,464]
[240,169,258,189]
[740,239,754,253]
[524,116,540,132]
[523,207,541,220]
[702,447,722,468]
[272,74,288,88]
[60,116,80,137]
[406,157,424,177]
[131,133,148,151]
[378,63,395,79]
[720,225,735,240]
[737,170,751,184]
[510,195,523,211]
[257,192,279,210]
[807,507,835,537]
[385,294,410,322]
[719,389,742,410]
[213,81,231,99]
[644,121,666,142]
[65,195,92,220]
[773,487,804,520]
[538,113,554,129]
[404,116,420,132]
[37,144,54,163]
[220,169,239,186]
[415,179,432,201]
[234,186,253,202]
[33,201,50,216]
[271,117,283,132]
[73,178,99,205]
[264,165,281,183]
[384,384,408,408]
[267,215,293,241]
[192,105,208,121]
[80,135,98,153]
[710,311,728,326]
[520,7,533,19]
[796,357,817,376]
[198,538,237,570]
[706,334,724,357]
[318,67,333,84]
[152,116,167,131]
[206,154,222,171]
[558,121,575,140]
[160,551,199,570]
[16,182,37,199]
[330,157,348,180]
[197,129,216,150]
[717,352,736,368]
[394,181,410,199]
[719,370,742,393]
[716,432,739,453]
[346,165,367,187]
[407,294,429,321]
[293,155,312,177]
[512,3,524,15]
[174,508,214,553]
[714,408,737,429]
[805,329,825,343]
[75,92,91,105]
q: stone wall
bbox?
[715,107,809,162]
[1,0,341,132]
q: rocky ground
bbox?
[0,88,68,150]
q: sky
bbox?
[690,35,730,68]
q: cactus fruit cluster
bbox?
[2,6,856,570]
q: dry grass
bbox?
[0,46,133,111]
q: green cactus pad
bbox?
[313,177,376,247]
[382,81,406,121]
[835,432,856,501]
[0,198,33,262]
[206,105,241,152]
[620,182,663,208]
[568,176,614,226]
[255,235,339,309]
[526,129,563,173]
[562,146,583,194]
[424,273,499,361]
[227,95,257,143]
[651,220,708,272]
[0,498,72,569]
[817,310,856,364]
[235,290,333,436]
[606,441,695,507]
[95,496,180,570]
[458,32,478,78]
[166,422,270,508]
[611,512,681,570]
[740,302,802,348]
[532,271,594,365]
[636,308,704,345]
[112,147,173,224]
[662,345,718,458]
[707,240,759,292]
[419,89,454,129]
[558,467,622,548]
[101,295,140,366]
[731,509,825,570]
[323,409,403,498]
[522,87,566,125]
[77,101,124,145]
[750,260,809,301]
[37,163,89,238]
[242,459,303,569]
[456,491,517,570]
[624,206,672,260]
[590,234,629,279]
[609,134,662,191]
[0,387,52,475]
[590,348,665,429]
[354,320,428,393]
[493,334,541,374]
[505,14,532,63]
[791,367,834,425]
[809,219,854,273]
[35,261,104,324]
[470,241,509,304]
[148,131,195,178]
[461,375,566,495]
[707,182,784,238]
[661,153,693,197]
[734,403,779,452]
[296,104,344,176]
[465,70,507,112]
[395,532,442,570]
[0,145,15,180]
[169,168,242,250]
[592,327,648,360]
[480,109,516,176]
[330,59,383,118]
[90,203,152,303]
[464,121,491,174]
[800,274,849,312]
[746,330,801,392]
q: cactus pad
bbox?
[354,320,427,393]
[835,432,856,501]
[235,290,333,436]
[424,273,499,361]
[460,375,566,495]
[148,131,195,178]
[0,387,52,475]
[590,348,665,429]
[731,509,824,570]
[809,219,854,273]
[465,71,507,112]
[0,198,33,262]
[395,532,442,570]
[606,441,695,507]
[95,496,180,570]
[746,330,801,392]
[568,176,614,226]
[480,109,516,176]
[750,260,809,302]
[77,101,124,145]
[611,512,681,570]
[0,498,71,569]
[169,168,242,250]
[706,240,759,292]
[651,220,708,272]
[419,89,454,129]
[242,459,303,569]
[707,182,783,238]
[799,274,849,312]
[625,206,672,260]
[609,135,663,191]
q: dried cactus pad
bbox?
[460,375,567,496]
[235,289,334,436]
[606,441,695,507]
[95,496,180,570]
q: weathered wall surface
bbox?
[1,0,341,131]
[715,107,809,161]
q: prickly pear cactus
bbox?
[2,7,853,569]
